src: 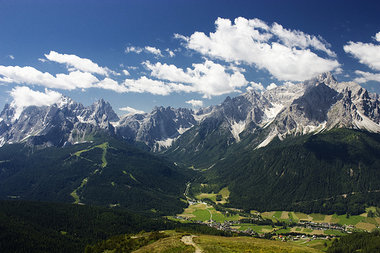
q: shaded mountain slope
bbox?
[206,129,380,214]
[0,136,195,215]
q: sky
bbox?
[0,0,380,117]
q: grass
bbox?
[178,203,240,223]
[195,187,230,204]
[194,234,321,253]
[193,209,212,221]
[324,229,345,236]
[355,222,377,231]
[333,214,365,226]
[309,213,326,222]
[129,232,194,253]
[73,142,109,168]
[294,212,311,221]
[275,227,292,234]
[290,239,332,251]
[236,224,275,233]
[130,231,323,253]
[70,177,88,204]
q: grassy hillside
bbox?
[0,136,195,215]
[205,129,380,214]
[87,231,322,253]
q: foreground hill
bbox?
[86,231,321,253]
[0,136,194,215]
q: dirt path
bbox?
[181,235,203,253]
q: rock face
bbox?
[114,106,196,151]
[0,72,380,151]
[0,97,119,148]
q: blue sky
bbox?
[0,0,380,116]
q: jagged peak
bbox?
[316,72,337,84]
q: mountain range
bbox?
[1,72,379,154]
[1,72,380,214]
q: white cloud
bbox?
[334,67,343,75]
[375,32,380,42]
[123,76,179,95]
[8,55,15,60]
[10,86,63,120]
[144,46,163,57]
[144,59,248,98]
[271,23,336,57]
[344,33,380,71]
[126,45,164,57]
[0,65,129,93]
[174,33,189,42]
[44,51,113,76]
[166,48,175,57]
[266,82,278,90]
[97,78,128,93]
[125,46,143,54]
[186,99,203,107]
[176,17,339,81]
[354,70,380,83]
[122,69,130,76]
[0,65,99,90]
[248,81,265,91]
[119,106,145,115]
[38,58,47,62]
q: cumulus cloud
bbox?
[125,46,143,54]
[123,76,186,95]
[122,69,130,76]
[44,51,113,76]
[144,46,163,57]
[376,32,380,42]
[266,82,278,90]
[271,23,336,57]
[344,33,380,71]
[248,81,265,91]
[97,78,128,93]
[8,55,15,60]
[125,45,164,57]
[186,99,203,107]
[143,59,248,98]
[119,106,145,115]
[0,65,100,90]
[354,70,380,83]
[176,17,339,81]
[0,65,130,93]
[166,48,175,57]
[10,86,63,120]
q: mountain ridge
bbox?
[0,72,379,156]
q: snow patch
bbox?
[354,112,380,133]
[0,137,4,147]
[193,109,215,122]
[264,103,283,119]
[76,115,95,124]
[230,121,246,142]
[156,137,176,150]
[110,121,120,128]
[256,131,278,149]
[178,126,192,134]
